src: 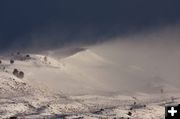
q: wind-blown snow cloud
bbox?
[89,24,180,93]
[33,24,180,95]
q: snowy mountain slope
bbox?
[58,48,179,94]
[0,48,179,118]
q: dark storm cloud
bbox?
[0,0,180,52]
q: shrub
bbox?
[10,59,14,64]
[25,54,31,60]
[18,71,24,79]
[9,116,17,119]
[13,69,18,76]
[26,54,30,58]
[13,69,25,79]
[127,112,132,116]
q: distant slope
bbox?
[62,48,109,66]
[54,48,180,95]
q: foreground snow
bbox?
[0,49,179,119]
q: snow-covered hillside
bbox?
[0,48,179,119]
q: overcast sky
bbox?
[0,0,180,52]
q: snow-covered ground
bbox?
[0,47,179,119]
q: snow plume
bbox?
[42,24,180,95]
[88,24,180,94]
